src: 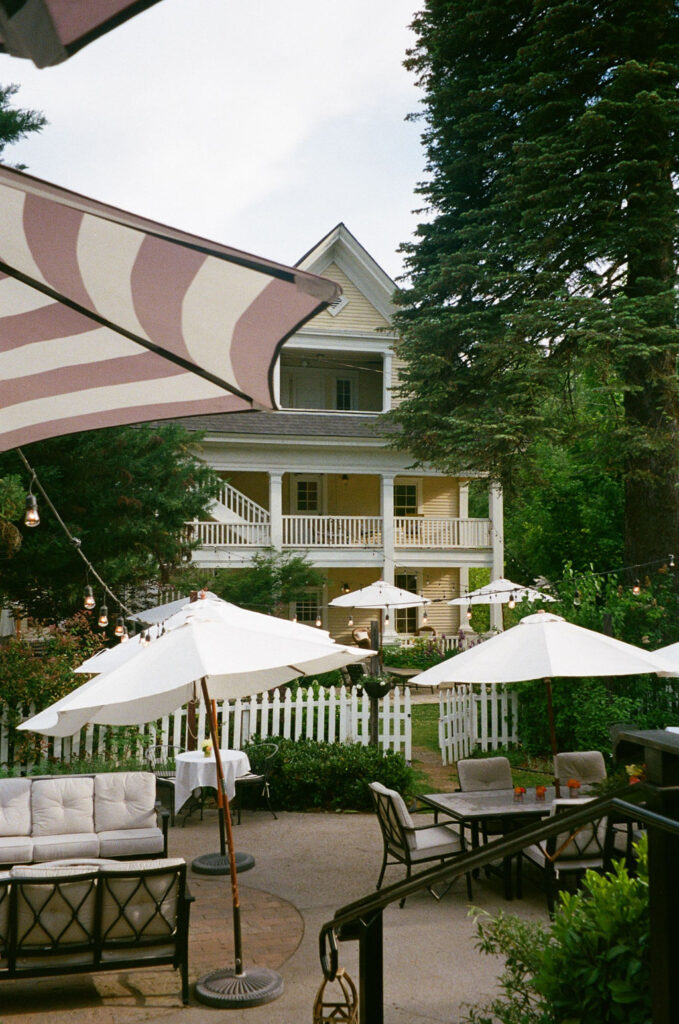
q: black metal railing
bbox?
[319,783,679,1024]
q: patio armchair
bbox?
[519,797,607,914]
[368,781,472,907]
[553,750,606,789]
[233,742,279,824]
[456,756,517,886]
[145,744,183,826]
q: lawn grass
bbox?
[410,702,552,785]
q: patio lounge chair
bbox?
[368,781,472,907]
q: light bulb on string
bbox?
[24,492,39,528]
[384,612,390,626]
[315,614,322,628]
[119,629,129,643]
[83,585,95,611]
[508,592,516,610]
[98,604,109,628]
[423,610,428,625]
[632,579,641,596]
[114,615,125,637]
[348,615,354,628]
[466,605,472,621]
[292,615,297,624]
[670,554,676,569]
[573,590,582,608]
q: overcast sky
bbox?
[0,0,425,283]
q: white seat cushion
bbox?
[100,859,183,940]
[31,833,100,862]
[31,777,95,836]
[97,827,164,858]
[94,772,157,832]
[0,778,32,836]
[0,835,33,864]
[410,824,463,860]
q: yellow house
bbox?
[177,225,504,643]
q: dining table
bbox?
[419,787,558,899]
[174,748,250,816]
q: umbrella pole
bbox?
[195,678,284,1008]
[544,677,560,797]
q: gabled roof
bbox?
[297,223,396,322]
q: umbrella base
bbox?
[191,851,256,875]
[195,966,284,1007]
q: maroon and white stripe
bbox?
[0,166,340,452]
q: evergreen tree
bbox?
[393,0,679,570]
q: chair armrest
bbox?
[155,801,170,855]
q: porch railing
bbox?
[187,515,492,550]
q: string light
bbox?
[114,615,125,637]
[508,592,516,610]
[348,615,354,627]
[632,579,641,596]
[83,584,95,611]
[315,614,322,627]
[573,590,582,607]
[98,604,109,628]
[466,605,472,621]
[422,610,428,624]
[384,612,390,625]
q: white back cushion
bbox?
[94,772,156,832]
[31,777,94,836]
[0,778,32,836]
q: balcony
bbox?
[187,515,491,551]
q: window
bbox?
[336,378,353,411]
[394,484,418,517]
[296,480,319,512]
[295,593,320,626]
[395,573,418,634]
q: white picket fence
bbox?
[1,685,412,767]
[438,683,519,765]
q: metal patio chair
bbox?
[233,742,279,824]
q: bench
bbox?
[0,857,192,1003]
[0,772,168,867]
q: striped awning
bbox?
[0,0,165,67]
[0,165,340,453]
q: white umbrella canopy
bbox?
[21,614,370,737]
[0,165,339,453]
[74,595,334,677]
[415,611,669,687]
[413,611,670,762]
[329,579,430,610]
[449,576,555,606]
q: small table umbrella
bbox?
[413,611,670,783]
[330,579,430,652]
[449,576,556,607]
[19,612,372,1008]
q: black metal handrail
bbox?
[319,784,679,1022]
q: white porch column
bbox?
[457,481,472,632]
[382,351,393,412]
[269,472,283,550]
[272,358,281,408]
[380,473,395,585]
[489,482,505,632]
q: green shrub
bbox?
[382,638,452,669]
[462,834,650,1024]
[241,736,416,811]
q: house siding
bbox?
[311,263,390,332]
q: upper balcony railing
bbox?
[187,515,491,550]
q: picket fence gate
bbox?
[438,683,519,765]
[1,685,412,768]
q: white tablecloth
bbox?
[174,749,250,813]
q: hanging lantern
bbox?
[24,493,39,527]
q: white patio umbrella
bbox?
[19,612,372,1008]
[413,611,670,766]
[449,576,555,606]
[330,579,430,654]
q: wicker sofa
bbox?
[0,772,168,867]
[0,857,192,1003]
